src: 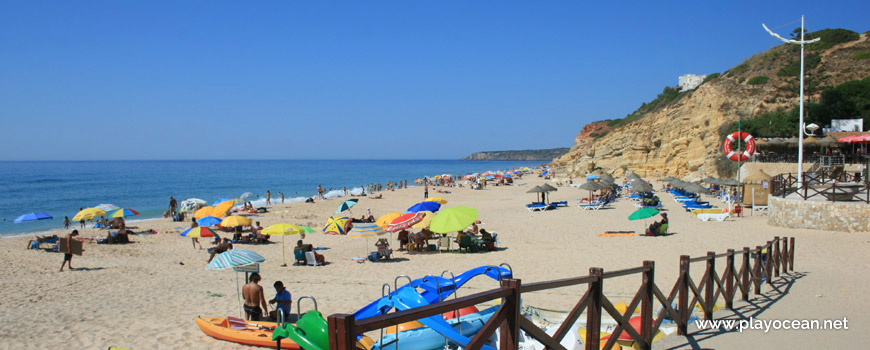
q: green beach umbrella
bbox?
[628,207,660,221]
[430,206,478,234]
[297,225,316,233]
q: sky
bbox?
[1,1,868,160]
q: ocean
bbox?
[0,160,542,237]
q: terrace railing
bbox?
[327,236,795,350]
[770,171,869,203]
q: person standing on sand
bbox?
[63,216,71,229]
[78,208,86,229]
[317,185,324,199]
[279,192,284,204]
[59,230,79,272]
[190,218,202,250]
[424,183,429,199]
[242,273,268,321]
[169,197,177,217]
[266,190,271,205]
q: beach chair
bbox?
[437,236,452,252]
[697,212,729,222]
[526,203,547,212]
[293,249,307,265]
[552,201,568,207]
[579,200,604,210]
[305,252,323,266]
[458,236,474,253]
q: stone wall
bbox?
[768,196,870,233]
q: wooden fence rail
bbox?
[328,237,795,350]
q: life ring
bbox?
[723,131,755,162]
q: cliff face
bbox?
[461,148,570,161]
[552,31,870,179]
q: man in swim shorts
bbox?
[242,273,268,321]
[59,230,79,272]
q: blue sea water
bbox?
[0,160,542,236]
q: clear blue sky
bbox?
[1,1,867,160]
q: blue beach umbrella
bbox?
[14,212,53,223]
[407,201,441,213]
[336,198,359,213]
[197,216,223,226]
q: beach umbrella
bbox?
[197,216,223,226]
[72,208,107,222]
[179,198,207,213]
[213,200,236,218]
[425,197,448,205]
[526,185,546,203]
[181,226,216,238]
[109,208,139,218]
[721,180,740,186]
[348,223,386,259]
[376,212,403,228]
[631,182,654,193]
[194,206,215,219]
[297,225,316,233]
[629,208,660,221]
[385,212,425,233]
[600,173,615,182]
[95,204,120,212]
[430,206,478,234]
[411,211,435,229]
[262,224,304,267]
[240,192,254,199]
[817,135,839,147]
[323,216,351,235]
[683,183,711,194]
[221,215,252,227]
[661,176,678,183]
[540,183,558,203]
[206,249,267,318]
[336,199,359,214]
[407,201,441,213]
[13,212,53,223]
[578,181,605,200]
[213,198,235,206]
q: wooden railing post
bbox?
[641,261,654,350]
[765,241,774,286]
[781,237,789,272]
[677,255,690,336]
[499,279,521,350]
[741,247,750,301]
[790,237,795,271]
[725,249,735,310]
[328,314,355,350]
[704,252,715,320]
[586,267,604,350]
[754,246,763,295]
[773,236,781,278]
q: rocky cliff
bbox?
[461,148,570,161]
[552,30,870,180]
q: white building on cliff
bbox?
[678,74,707,91]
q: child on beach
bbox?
[63,216,71,229]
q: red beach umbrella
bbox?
[385,212,425,233]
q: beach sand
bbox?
[1,175,867,349]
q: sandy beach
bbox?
[1,175,867,349]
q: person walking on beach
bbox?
[279,192,284,204]
[59,230,79,272]
[268,281,292,322]
[169,197,177,217]
[63,216,71,229]
[424,183,429,199]
[242,273,268,321]
[266,190,271,205]
[190,218,202,250]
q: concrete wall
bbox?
[768,196,870,233]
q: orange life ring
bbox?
[723,131,755,162]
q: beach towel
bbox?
[599,231,635,237]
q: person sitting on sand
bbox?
[646,213,668,236]
[242,273,268,321]
[397,229,409,251]
[208,238,233,263]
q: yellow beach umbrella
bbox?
[424,197,447,205]
[194,206,215,219]
[263,224,304,267]
[213,200,236,218]
[221,215,252,227]
[411,211,435,229]
[73,208,107,222]
[375,212,403,228]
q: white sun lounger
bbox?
[697,213,729,222]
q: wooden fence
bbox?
[771,171,869,203]
[327,236,795,350]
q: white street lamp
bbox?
[763,16,820,187]
[803,122,819,136]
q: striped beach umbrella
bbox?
[206,249,265,270]
[109,208,139,218]
[95,204,120,212]
[411,211,435,229]
[385,212,425,233]
[181,226,216,238]
[348,224,385,258]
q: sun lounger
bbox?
[551,201,568,207]
[579,201,604,210]
[697,213,729,221]
[526,203,547,211]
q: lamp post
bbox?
[763,16,820,187]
